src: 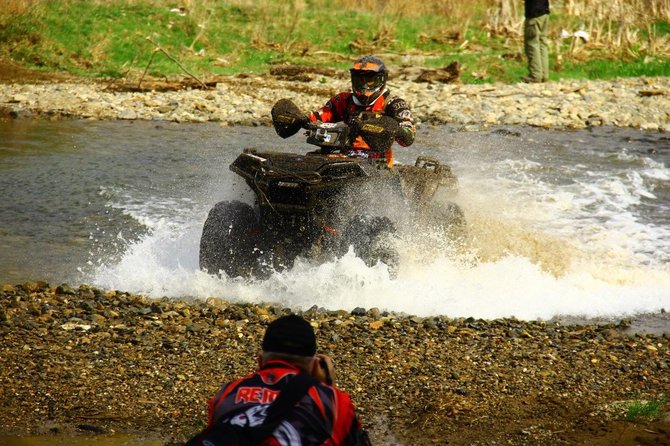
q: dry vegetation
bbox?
[487,0,670,59]
[236,0,664,60]
[7,0,670,26]
[21,0,666,57]
[2,0,669,79]
[337,0,670,61]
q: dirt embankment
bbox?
[1,282,669,446]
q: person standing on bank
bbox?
[523,0,550,83]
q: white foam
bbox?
[89,212,670,321]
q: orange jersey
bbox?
[309,90,415,167]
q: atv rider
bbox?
[272,55,416,168]
[308,55,415,167]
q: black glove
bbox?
[271,98,309,138]
[351,112,400,152]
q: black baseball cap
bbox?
[262,315,317,357]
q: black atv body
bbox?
[199,121,464,278]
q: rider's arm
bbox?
[386,97,416,147]
[309,92,349,123]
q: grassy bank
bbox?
[1,0,669,84]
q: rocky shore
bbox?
[1,70,670,131]
[1,282,669,445]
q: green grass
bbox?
[559,57,670,80]
[625,396,668,422]
[0,0,668,82]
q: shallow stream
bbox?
[1,119,669,324]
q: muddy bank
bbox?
[1,282,669,445]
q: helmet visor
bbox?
[351,70,385,94]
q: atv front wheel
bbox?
[421,201,467,241]
[199,200,259,277]
[342,214,400,278]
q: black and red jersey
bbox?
[309,89,415,167]
[207,360,369,446]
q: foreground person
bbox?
[185,315,371,446]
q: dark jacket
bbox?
[525,0,550,19]
[207,360,370,446]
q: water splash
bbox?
[89,193,670,321]
[87,127,670,321]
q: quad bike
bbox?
[199,100,464,279]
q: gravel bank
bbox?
[1,282,669,445]
[1,74,669,131]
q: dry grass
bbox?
[356,0,666,60]
[290,0,670,58]
[482,0,670,58]
[3,0,40,16]
[335,0,484,18]
[334,0,670,22]
[6,0,670,22]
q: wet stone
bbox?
[351,307,366,316]
[55,284,75,295]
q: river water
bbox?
[1,119,669,323]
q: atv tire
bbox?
[342,214,400,278]
[421,201,467,240]
[199,200,259,277]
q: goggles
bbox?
[351,70,385,93]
